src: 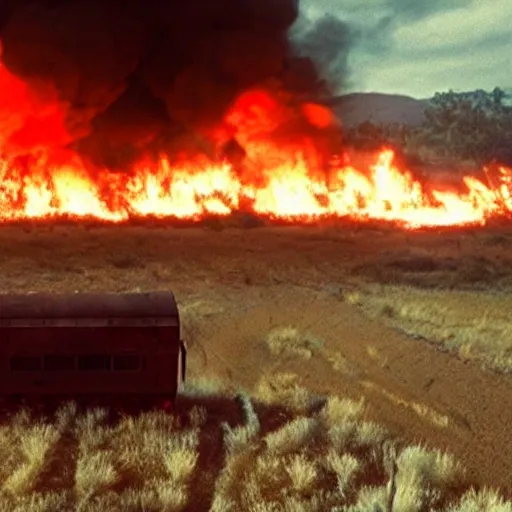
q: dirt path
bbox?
[183,285,512,494]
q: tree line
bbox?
[344,87,512,167]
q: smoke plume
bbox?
[290,14,357,95]
[0,0,347,170]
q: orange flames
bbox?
[1,51,511,229]
[2,150,511,228]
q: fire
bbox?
[1,149,511,228]
[0,50,511,229]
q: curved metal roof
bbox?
[0,291,179,319]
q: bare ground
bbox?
[1,221,512,495]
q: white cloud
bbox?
[393,0,512,52]
[298,0,512,97]
[354,43,512,98]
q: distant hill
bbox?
[327,93,430,128]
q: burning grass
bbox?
[0,384,509,511]
[2,116,512,229]
[352,285,512,373]
[1,6,511,230]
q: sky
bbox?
[297,0,512,98]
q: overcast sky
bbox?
[298,0,512,98]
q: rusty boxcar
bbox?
[0,291,186,403]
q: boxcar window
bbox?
[113,355,142,371]
[10,356,42,371]
[44,355,75,371]
[77,355,111,371]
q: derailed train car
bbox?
[0,291,186,404]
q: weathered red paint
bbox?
[0,291,185,402]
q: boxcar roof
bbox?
[0,291,179,319]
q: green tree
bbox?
[423,87,512,165]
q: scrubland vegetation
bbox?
[346,238,512,374]
[346,285,512,373]
[345,87,512,169]
[0,376,510,512]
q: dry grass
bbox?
[264,417,319,455]
[0,384,507,511]
[265,326,323,359]
[446,488,512,512]
[254,372,320,414]
[182,377,230,398]
[1,226,512,508]
[352,284,512,372]
[264,325,361,384]
[362,380,450,429]
[392,445,464,511]
[3,423,60,496]
[318,395,390,451]
[324,450,360,496]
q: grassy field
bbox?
[346,285,512,373]
[0,382,510,512]
[1,223,512,508]
[345,228,512,374]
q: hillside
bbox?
[329,92,429,128]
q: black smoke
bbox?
[0,0,346,170]
[290,14,357,95]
